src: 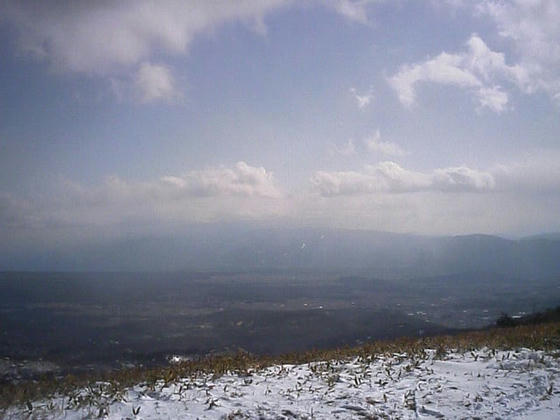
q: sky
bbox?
[1,0,560,258]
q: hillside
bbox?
[5,227,560,278]
[2,322,560,419]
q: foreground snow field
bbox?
[4,348,560,419]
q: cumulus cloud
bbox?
[390,52,478,107]
[311,161,495,196]
[71,161,282,205]
[0,0,293,101]
[439,0,560,103]
[12,161,284,233]
[364,130,406,157]
[432,166,495,192]
[475,86,509,113]
[306,150,560,234]
[0,0,380,102]
[477,0,560,102]
[2,154,560,240]
[331,0,375,24]
[350,87,374,109]
[162,161,282,198]
[311,169,384,196]
[134,62,179,103]
[0,0,292,75]
[389,34,529,112]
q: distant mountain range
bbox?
[4,224,560,278]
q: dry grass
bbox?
[1,321,560,409]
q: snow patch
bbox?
[3,348,560,419]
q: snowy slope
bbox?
[4,348,560,419]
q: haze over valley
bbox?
[2,227,559,381]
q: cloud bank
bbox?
[311,162,495,196]
[4,162,283,233]
[159,161,282,198]
[64,162,282,211]
[1,152,560,246]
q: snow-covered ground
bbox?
[4,348,560,419]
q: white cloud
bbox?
[439,0,560,102]
[476,86,509,113]
[389,51,479,107]
[3,153,560,238]
[364,130,406,157]
[350,87,373,109]
[312,149,560,198]
[432,166,495,192]
[53,152,560,235]
[0,0,292,75]
[134,62,178,103]
[0,0,293,102]
[0,1,379,103]
[90,161,282,201]
[372,161,433,192]
[50,161,279,211]
[30,162,284,230]
[477,0,560,102]
[389,34,528,112]
[311,161,495,196]
[170,161,282,198]
[331,0,374,24]
[310,169,383,196]
[440,0,468,8]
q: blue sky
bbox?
[1,0,560,256]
